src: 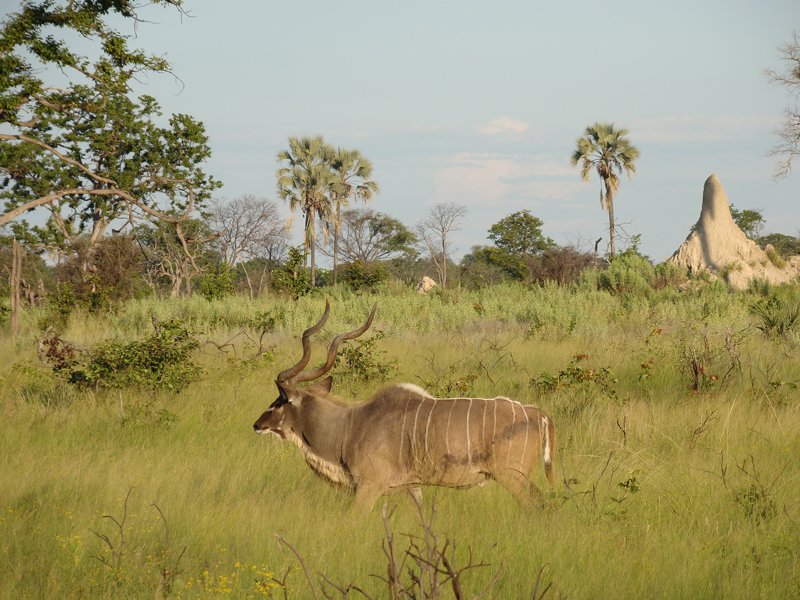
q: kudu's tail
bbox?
[542,415,555,485]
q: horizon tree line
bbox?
[2,2,798,324]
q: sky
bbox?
[5,0,800,262]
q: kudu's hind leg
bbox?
[494,468,544,509]
[353,481,385,510]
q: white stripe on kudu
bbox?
[465,398,473,467]
[410,397,424,457]
[481,399,488,456]
[445,401,456,455]
[424,401,435,458]
[398,396,410,464]
[506,397,517,466]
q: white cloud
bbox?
[475,116,529,135]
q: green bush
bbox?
[597,252,655,297]
[271,246,311,299]
[42,319,202,392]
[197,264,236,301]
[653,261,687,289]
[749,294,800,339]
[333,330,397,384]
[339,260,388,292]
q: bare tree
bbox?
[137,220,215,298]
[208,195,287,265]
[415,203,467,288]
[768,32,800,178]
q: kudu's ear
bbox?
[276,381,289,399]
[307,376,333,394]
[270,381,291,408]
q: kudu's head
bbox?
[253,301,377,438]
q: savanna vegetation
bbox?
[2,278,800,599]
[2,2,800,598]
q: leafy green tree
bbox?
[320,209,415,265]
[757,232,800,256]
[571,123,640,258]
[196,264,236,301]
[488,210,553,257]
[277,136,338,287]
[54,233,148,307]
[730,204,765,239]
[329,149,379,284]
[460,245,522,287]
[0,1,219,261]
[487,209,555,279]
[271,246,311,299]
[338,260,388,292]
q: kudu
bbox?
[253,302,556,508]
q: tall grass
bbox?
[1,283,799,598]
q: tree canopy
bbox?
[730,205,765,240]
[571,123,639,258]
[276,135,338,287]
[319,208,415,264]
[0,0,219,250]
[488,210,554,258]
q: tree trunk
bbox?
[303,209,310,269]
[440,238,447,288]
[606,181,616,258]
[241,262,254,300]
[10,238,22,341]
[257,263,268,297]
[333,203,340,286]
[308,210,316,288]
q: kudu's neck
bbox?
[298,395,350,460]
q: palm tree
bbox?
[328,148,379,284]
[277,136,336,287]
[571,123,640,258]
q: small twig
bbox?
[615,410,629,447]
[276,534,320,600]
[531,563,554,600]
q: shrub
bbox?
[333,330,397,384]
[531,354,618,399]
[597,251,655,297]
[339,260,389,292]
[747,277,772,297]
[652,261,687,289]
[271,246,311,299]
[675,325,744,392]
[44,283,79,328]
[531,354,618,420]
[749,294,800,339]
[529,246,598,285]
[42,319,202,392]
[197,263,236,301]
[764,246,787,268]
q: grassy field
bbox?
[1,283,799,598]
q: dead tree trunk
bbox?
[10,238,22,341]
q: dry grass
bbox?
[1,285,799,598]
